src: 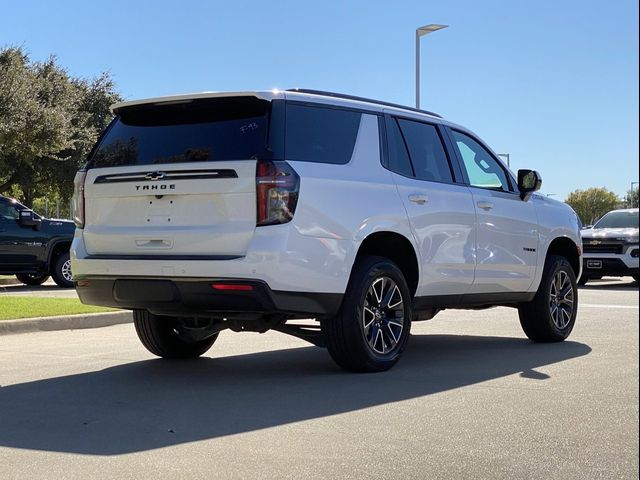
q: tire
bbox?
[51,251,74,288]
[577,275,589,286]
[518,255,578,342]
[324,256,412,372]
[133,310,218,359]
[15,273,50,286]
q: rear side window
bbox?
[87,97,272,168]
[397,119,453,183]
[285,104,361,164]
[386,118,414,177]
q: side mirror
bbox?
[517,169,542,201]
[18,209,42,230]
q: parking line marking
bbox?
[580,304,639,309]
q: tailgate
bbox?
[80,95,275,258]
[82,161,257,257]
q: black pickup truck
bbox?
[0,195,75,287]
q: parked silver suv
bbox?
[71,89,583,372]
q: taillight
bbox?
[72,170,87,228]
[211,283,254,291]
[256,160,299,226]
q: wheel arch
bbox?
[545,236,581,277]
[46,239,72,271]
[354,231,420,297]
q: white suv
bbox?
[71,89,582,372]
[579,208,639,284]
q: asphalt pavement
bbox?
[0,278,78,298]
[0,278,638,479]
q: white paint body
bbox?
[71,91,582,298]
[581,209,639,271]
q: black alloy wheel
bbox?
[324,256,412,372]
[519,255,578,342]
[362,276,406,355]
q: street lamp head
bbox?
[417,24,448,37]
[415,23,449,109]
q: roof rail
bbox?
[285,88,442,118]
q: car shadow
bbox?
[0,283,72,294]
[580,278,638,290]
[0,334,591,455]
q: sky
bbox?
[2,0,638,200]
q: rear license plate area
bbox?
[113,280,178,302]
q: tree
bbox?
[0,47,73,203]
[565,187,620,226]
[43,72,122,202]
[624,187,639,209]
[0,46,121,206]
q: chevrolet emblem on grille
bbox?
[145,171,167,180]
[590,240,602,245]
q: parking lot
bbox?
[0,278,78,298]
[0,278,638,479]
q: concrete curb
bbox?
[0,311,133,335]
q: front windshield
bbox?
[594,211,639,229]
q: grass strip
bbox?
[0,296,116,320]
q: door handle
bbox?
[408,194,428,205]
[477,201,494,210]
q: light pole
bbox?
[416,24,448,109]
[497,153,510,168]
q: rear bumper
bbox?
[75,277,342,318]
[70,223,354,294]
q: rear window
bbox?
[285,104,361,164]
[87,97,272,168]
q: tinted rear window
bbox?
[397,119,453,183]
[386,118,414,177]
[285,104,361,164]
[87,97,271,168]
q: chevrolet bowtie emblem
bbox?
[145,171,167,180]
